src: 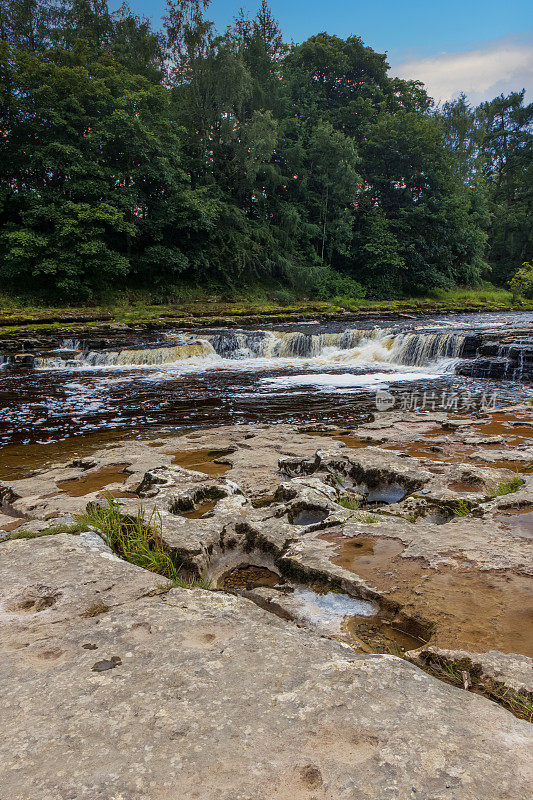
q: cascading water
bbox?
[33,328,467,370]
[387,332,466,366]
[4,312,532,447]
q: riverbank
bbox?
[0,286,529,337]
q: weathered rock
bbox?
[2,408,532,660]
[0,534,531,800]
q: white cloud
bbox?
[393,37,533,104]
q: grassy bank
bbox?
[0,285,529,336]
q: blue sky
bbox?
[126,0,532,102]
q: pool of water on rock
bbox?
[496,507,533,538]
[217,563,422,653]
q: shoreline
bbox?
[1,297,532,339]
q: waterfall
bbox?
[32,327,468,370]
[35,340,217,368]
[387,332,466,366]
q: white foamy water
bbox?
[4,312,533,446]
[34,327,467,375]
[260,371,439,390]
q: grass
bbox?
[338,495,360,510]
[165,571,213,590]
[80,499,214,588]
[1,282,531,336]
[4,521,85,541]
[425,285,514,306]
[336,495,379,523]
[491,477,525,498]
[413,653,533,723]
[452,501,473,517]
[80,499,178,578]
[81,602,110,618]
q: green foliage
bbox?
[3,521,84,540]
[415,653,533,723]
[166,570,213,590]
[491,477,525,498]
[477,91,533,283]
[81,499,178,578]
[509,262,533,300]
[80,497,214,587]
[338,495,360,510]
[0,1,529,300]
[452,501,472,518]
[82,601,110,617]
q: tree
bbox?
[0,43,196,297]
[0,0,521,301]
[476,91,533,282]
[509,262,533,300]
[437,93,481,184]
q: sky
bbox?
[127,0,532,104]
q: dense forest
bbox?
[0,0,531,301]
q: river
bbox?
[1,311,532,448]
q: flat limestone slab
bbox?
[0,534,531,800]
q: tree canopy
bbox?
[0,0,531,300]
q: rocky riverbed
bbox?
[1,404,532,798]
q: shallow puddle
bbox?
[469,412,533,445]
[387,441,476,461]
[320,532,533,656]
[291,509,328,526]
[0,518,25,532]
[496,507,533,539]
[387,441,532,473]
[447,479,484,493]
[363,483,407,505]
[103,489,138,499]
[57,463,131,497]
[476,459,533,473]
[0,430,129,481]
[344,616,428,653]
[219,563,378,639]
[319,534,405,573]
[219,564,283,590]
[286,587,376,633]
[170,449,232,476]
[180,499,218,519]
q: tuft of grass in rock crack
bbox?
[491,477,525,498]
[4,522,85,541]
[413,654,533,723]
[80,499,178,580]
[162,571,213,591]
[82,602,110,618]
[358,513,379,523]
[80,499,214,588]
[338,495,360,510]
[452,501,472,517]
